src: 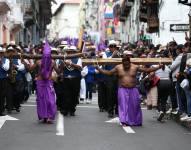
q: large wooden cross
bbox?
[82,58,173,66]
[0,52,173,65]
[0,53,85,60]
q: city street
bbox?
[1,0,191,150]
[0,94,191,150]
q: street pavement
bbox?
[0,94,191,150]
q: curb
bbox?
[169,113,191,130]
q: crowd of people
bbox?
[79,37,191,125]
[0,36,191,127]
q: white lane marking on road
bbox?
[21,104,36,107]
[56,112,64,136]
[0,115,18,130]
[122,126,136,134]
[184,133,191,135]
[27,101,36,103]
[106,117,136,134]
[0,120,6,129]
[106,117,120,123]
[22,104,99,109]
[77,105,99,109]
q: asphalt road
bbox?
[0,94,191,150]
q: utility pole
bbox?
[189,9,191,39]
[188,9,191,52]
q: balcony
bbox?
[146,0,159,5]
[120,0,133,18]
[0,0,11,15]
[139,5,147,22]
[147,17,159,33]
[113,3,121,18]
[11,22,23,33]
[24,2,33,15]
[8,5,24,32]
[39,0,52,24]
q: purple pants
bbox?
[118,87,142,126]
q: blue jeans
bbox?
[86,82,93,100]
[183,88,191,116]
[170,82,178,109]
[175,82,187,114]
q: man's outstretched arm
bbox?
[96,66,117,76]
[138,64,163,73]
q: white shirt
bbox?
[77,58,82,67]
[16,59,25,71]
[155,65,171,79]
[1,58,10,71]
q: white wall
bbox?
[53,4,80,38]
[0,0,24,44]
[151,0,190,45]
[51,0,63,14]
[98,0,105,41]
[8,4,24,26]
[120,0,141,43]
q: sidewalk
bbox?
[170,113,191,130]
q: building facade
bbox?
[22,0,52,45]
[151,0,190,45]
[116,0,190,45]
[98,0,106,42]
[118,0,141,43]
[0,0,52,45]
[79,0,120,43]
[48,0,81,40]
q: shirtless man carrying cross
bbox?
[96,52,163,126]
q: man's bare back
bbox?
[33,60,55,80]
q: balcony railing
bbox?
[18,0,32,14]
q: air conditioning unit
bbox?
[179,0,191,6]
[179,0,188,3]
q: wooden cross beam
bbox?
[0,53,85,60]
[82,58,173,66]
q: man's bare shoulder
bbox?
[131,63,139,69]
[36,60,41,66]
[116,64,123,69]
[116,64,122,67]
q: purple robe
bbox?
[41,41,51,80]
[36,41,57,120]
[36,80,56,120]
[118,87,142,126]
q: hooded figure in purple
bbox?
[35,41,57,123]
